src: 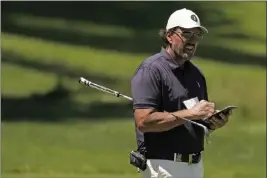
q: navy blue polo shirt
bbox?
[131,49,209,157]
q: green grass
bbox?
[2,119,266,178]
[2,33,143,80]
[1,63,57,97]
[1,120,137,175]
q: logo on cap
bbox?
[191,15,198,22]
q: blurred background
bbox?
[1,1,266,178]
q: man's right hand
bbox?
[189,100,216,120]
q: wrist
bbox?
[169,113,185,124]
[170,113,182,120]
[185,108,198,120]
[170,109,196,121]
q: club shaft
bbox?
[79,77,132,100]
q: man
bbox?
[131,8,232,178]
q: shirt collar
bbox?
[160,48,180,70]
[160,48,191,70]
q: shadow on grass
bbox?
[4,1,265,67]
[196,44,266,66]
[1,95,133,122]
[3,23,266,67]
[1,1,234,30]
[1,23,162,55]
[2,51,133,122]
[2,50,122,87]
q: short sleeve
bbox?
[199,70,208,101]
[131,67,161,110]
[203,78,209,101]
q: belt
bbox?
[146,152,202,164]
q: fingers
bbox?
[210,113,229,128]
[197,100,215,117]
[224,110,232,116]
[200,100,215,108]
[205,102,216,115]
[209,123,216,130]
[208,102,215,108]
[199,100,207,103]
[218,113,229,122]
[199,100,215,109]
[209,120,220,129]
[210,117,224,128]
[218,113,226,120]
[206,112,213,117]
[214,116,225,125]
[195,100,218,119]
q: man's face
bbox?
[167,27,203,61]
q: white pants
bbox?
[141,159,204,178]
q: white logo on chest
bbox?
[196,81,200,88]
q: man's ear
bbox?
[166,31,173,44]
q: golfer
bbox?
[131,8,232,178]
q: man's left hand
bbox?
[209,111,232,130]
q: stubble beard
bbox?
[172,43,189,65]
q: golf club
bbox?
[79,77,211,144]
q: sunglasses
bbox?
[174,30,204,42]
